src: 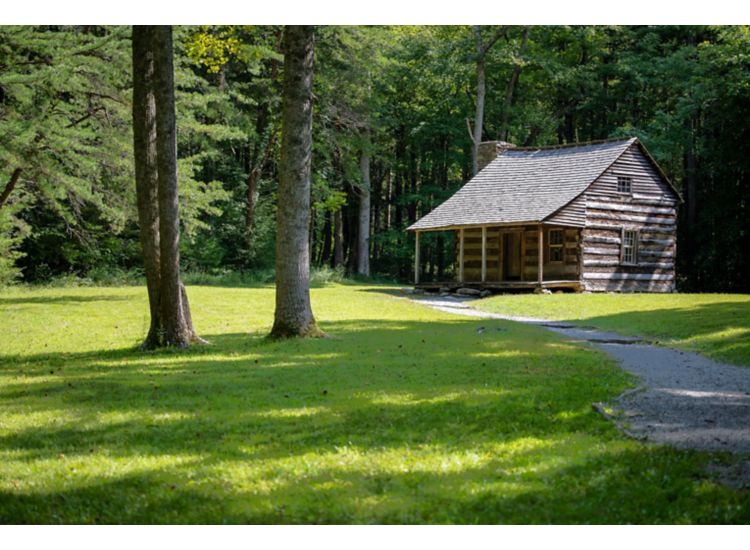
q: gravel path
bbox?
[407,293,750,455]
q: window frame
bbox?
[548,228,564,263]
[620,227,639,266]
[616,174,633,195]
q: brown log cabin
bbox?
[407,137,682,292]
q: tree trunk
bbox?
[500,27,529,142]
[0,168,22,210]
[356,133,371,277]
[132,26,162,349]
[471,39,485,176]
[319,209,332,265]
[270,25,322,338]
[152,25,197,347]
[469,26,505,175]
[333,208,344,268]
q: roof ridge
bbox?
[510,137,635,152]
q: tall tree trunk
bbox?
[319,209,332,265]
[500,27,529,142]
[132,26,162,349]
[471,41,486,175]
[356,133,371,277]
[152,25,197,347]
[270,25,322,338]
[468,26,505,176]
[333,208,344,268]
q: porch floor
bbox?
[415,280,582,292]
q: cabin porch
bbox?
[413,223,582,292]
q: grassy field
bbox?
[475,293,750,367]
[1,284,748,523]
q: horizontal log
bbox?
[583,272,674,281]
[584,281,675,293]
[640,238,673,246]
[584,260,674,268]
[588,212,675,226]
[587,201,674,215]
[583,236,621,245]
[584,247,620,256]
[585,223,676,234]
[585,192,677,207]
[639,253,675,261]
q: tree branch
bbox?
[0,168,22,209]
[466,118,477,145]
[482,26,507,55]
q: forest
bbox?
[1,25,749,292]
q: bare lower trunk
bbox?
[132,26,162,349]
[270,25,323,339]
[333,208,344,268]
[245,130,277,236]
[152,25,196,347]
[356,145,371,277]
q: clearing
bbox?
[1,284,749,523]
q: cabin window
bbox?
[617,175,633,194]
[621,229,639,265]
[549,229,564,262]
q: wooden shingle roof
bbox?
[408,137,640,231]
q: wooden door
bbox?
[503,232,521,280]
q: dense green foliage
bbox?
[2,284,749,523]
[475,293,750,367]
[1,26,748,290]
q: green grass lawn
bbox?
[475,293,750,367]
[1,284,748,523]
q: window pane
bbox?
[622,230,638,264]
[617,176,632,193]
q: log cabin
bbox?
[407,137,682,292]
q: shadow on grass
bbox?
[0,317,748,523]
[0,294,132,306]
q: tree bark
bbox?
[500,27,529,142]
[333,208,344,268]
[356,131,371,277]
[471,30,486,176]
[152,25,197,347]
[469,26,505,176]
[0,168,22,210]
[270,25,322,338]
[132,26,162,349]
[245,126,277,237]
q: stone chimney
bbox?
[477,141,516,173]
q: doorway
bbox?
[502,231,522,280]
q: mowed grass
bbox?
[475,293,750,367]
[0,284,748,523]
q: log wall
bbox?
[580,144,678,292]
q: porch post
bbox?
[414,231,420,285]
[481,226,487,283]
[458,228,465,283]
[537,225,543,287]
